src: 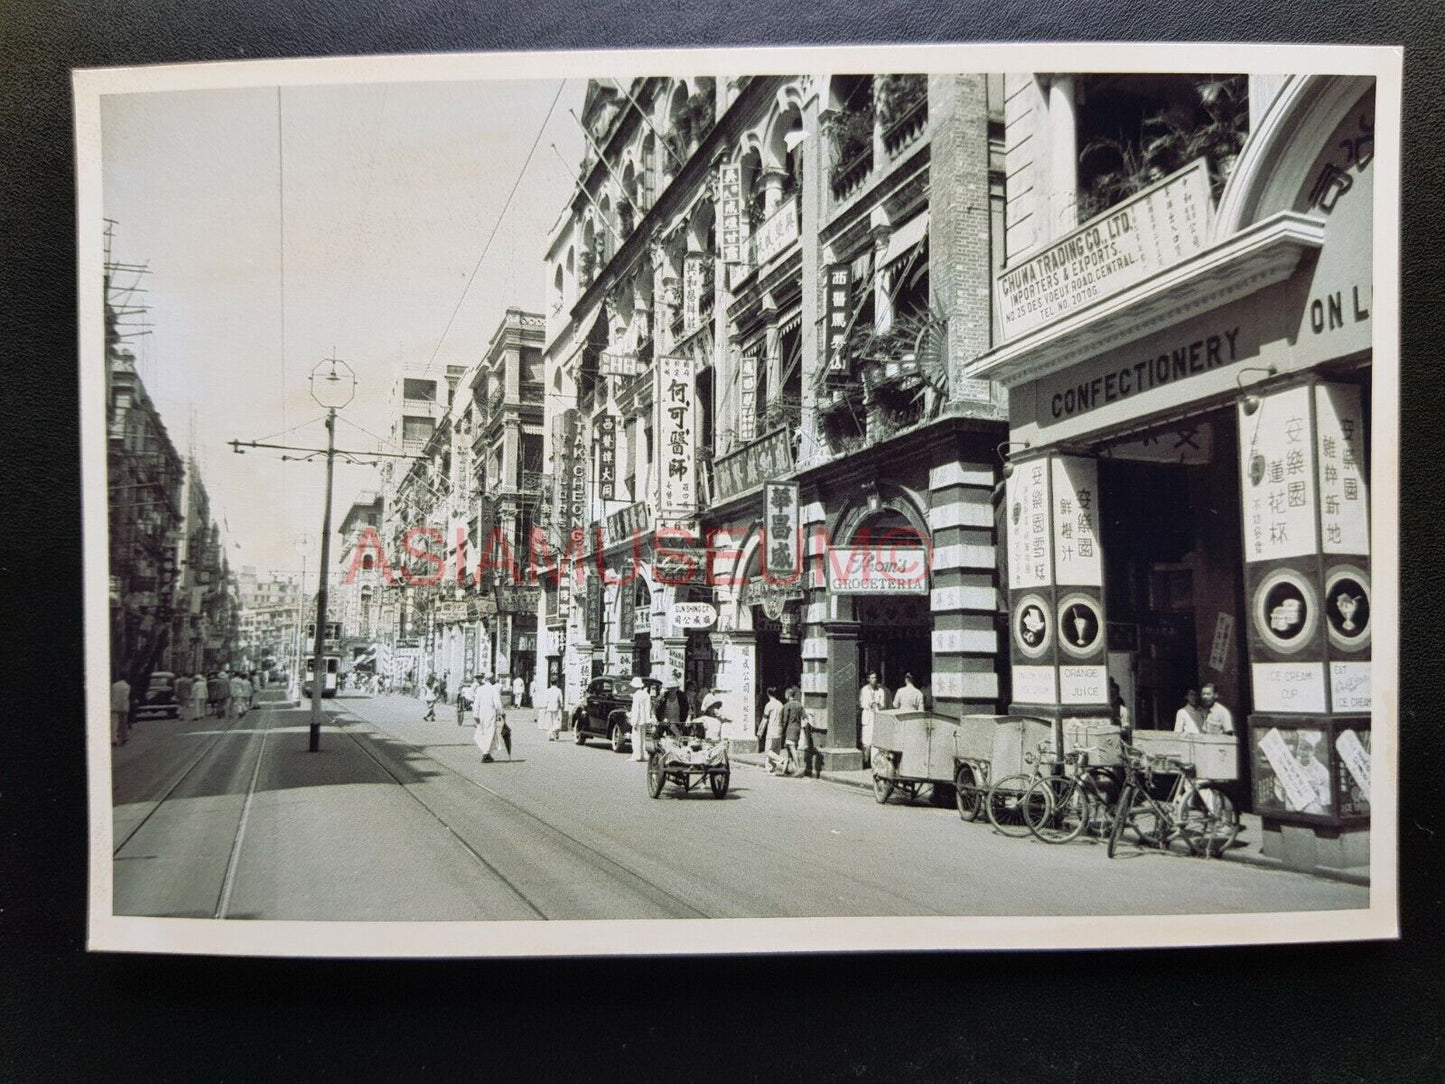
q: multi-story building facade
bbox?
[335,494,386,673]
[236,566,303,674]
[538,74,1010,765]
[171,456,240,675]
[108,339,186,685]
[966,73,1375,871]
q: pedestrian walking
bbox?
[189,673,207,720]
[251,671,263,703]
[773,686,805,776]
[512,674,526,709]
[422,679,439,721]
[628,677,652,762]
[110,673,131,746]
[229,671,251,718]
[757,688,782,754]
[799,702,826,779]
[538,679,564,740]
[209,672,228,718]
[762,686,787,772]
[472,674,506,762]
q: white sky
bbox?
[101,78,586,581]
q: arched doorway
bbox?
[847,506,933,710]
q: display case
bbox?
[1131,729,1239,780]
[1246,715,1371,826]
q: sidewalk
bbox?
[727,752,1369,886]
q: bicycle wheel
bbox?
[1025,775,1090,844]
[1178,784,1240,857]
[1107,784,1135,858]
[986,774,1045,838]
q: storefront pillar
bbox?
[1238,380,1371,872]
[717,629,757,750]
[818,619,864,771]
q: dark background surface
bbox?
[2,2,1441,1079]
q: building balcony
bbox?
[882,99,927,159]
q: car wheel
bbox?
[573,718,588,745]
[609,722,627,753]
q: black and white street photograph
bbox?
[78,45,1400,955]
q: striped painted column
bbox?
[927,457,1002,715]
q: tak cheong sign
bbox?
[996,159,1210,341]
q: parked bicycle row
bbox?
[870,713,1240,859]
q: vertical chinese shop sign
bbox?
[1238,381,1369,716]
[656,355,696,521]
[1005,455,1107,712]
[596,413,618,501]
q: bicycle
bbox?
[1107,743,1239,859]
[985,740,1056,838]
[1022,745,1123,844]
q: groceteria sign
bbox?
[825,546,929,595]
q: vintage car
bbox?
[571,674,662,751]
[136,671,179,719]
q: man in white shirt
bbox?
[1173,688,1208,734]
[1199,683,1235,735]
[628,677,653,762]
[110,675,131,746]
[858,672,888,769]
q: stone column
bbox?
[1046,74,1078,239]
[719,628,757,750]
[797,82,826,469]
[819,619,863,771]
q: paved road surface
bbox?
[111,693,1369,920]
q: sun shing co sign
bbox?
[826,547,929,595]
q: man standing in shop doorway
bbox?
[1173,688,1208,734]
[1199,683,1236,735]
[859,672,889,769]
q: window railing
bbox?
[882,98,928,158]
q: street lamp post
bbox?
[307,355,355,752]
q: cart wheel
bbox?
[647,755,665,799]
[710,770,730,799]
[872,772,895,805]
[954,764,983,822]
[609,722,627,753]
[986,774,1044,838]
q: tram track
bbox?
[111,708,254,857]
[335,712,712,920]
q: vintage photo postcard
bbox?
[77,42,1400,956]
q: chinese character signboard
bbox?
[1050,456,1102,586]
[738,350,759,444]
[555,408,586,532]
[682,257,704,335]
[1006,459,1052,590]
[825,263,851,381]
[995,159,1210,341]
[754,197,799,266]
[712,426,793,503]
[599,352,644,378]
[656,355,696,519]
[718,163,744,265]
[596,413,618,501]
[1316,383,1368,555]
[1239,384,1317,563]
[763,480,801,583]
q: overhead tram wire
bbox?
[421,79,567,378]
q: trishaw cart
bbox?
[645,720,731,799]
[870,710,963,806]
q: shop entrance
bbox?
[1096,409,1250,732]
[751,608,801,706]
[856,595,933,709]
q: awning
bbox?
[777,309,803,337]
[882,212,929,268]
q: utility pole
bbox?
[308,410,337,751]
